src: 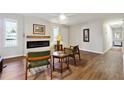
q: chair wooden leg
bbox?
[50,63,52,80]
[25,61,28,80]
[67,57,69,69]
[47,64,48,68]
[25,69,27,80]
[53,57,55,71]
[59,59,60,63]
[79,53,81,60]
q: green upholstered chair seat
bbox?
[29,60,49,68]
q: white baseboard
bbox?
[4,54,24,59]
[80,48,104,54]
[103,47,111,54]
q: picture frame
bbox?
[83,28,89,42]
[33,24,45,35]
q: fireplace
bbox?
[27,41,50,49]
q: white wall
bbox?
[122,22,124,63]
[103,22,113,53]
[60,25,69,47]
[0,17,2,56]
[24,16,51,36]
[69,24,81,46]
[69,20,104,54]
[0,14,24,58]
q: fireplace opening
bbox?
[27,41,50,49]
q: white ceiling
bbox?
[22,13,124,25]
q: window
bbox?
[53,26,59,42]
[5,19,17,47]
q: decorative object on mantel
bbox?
[83,28,90,42]
[33,24,45,35]
[26,35,50,38]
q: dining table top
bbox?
[52,51,69,58]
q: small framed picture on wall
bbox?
[33,24,45,35]
[83,28,89,42]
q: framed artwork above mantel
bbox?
[33,24,45,35]
[83,28,90,42]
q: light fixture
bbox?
[59,14,66,20]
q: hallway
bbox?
[0,48,123,80]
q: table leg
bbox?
[60,58,63,74]
[67,57,69,69]
[53,57,55,71]
[59,59,60,63]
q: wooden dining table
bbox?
[52,51,70,74]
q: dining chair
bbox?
[25,51,52,80]
[54,44,63,51]
[64,45,81,65]
[70,45,81,60]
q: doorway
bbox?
[111,25,123,47]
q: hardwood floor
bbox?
[0,48,123,80]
